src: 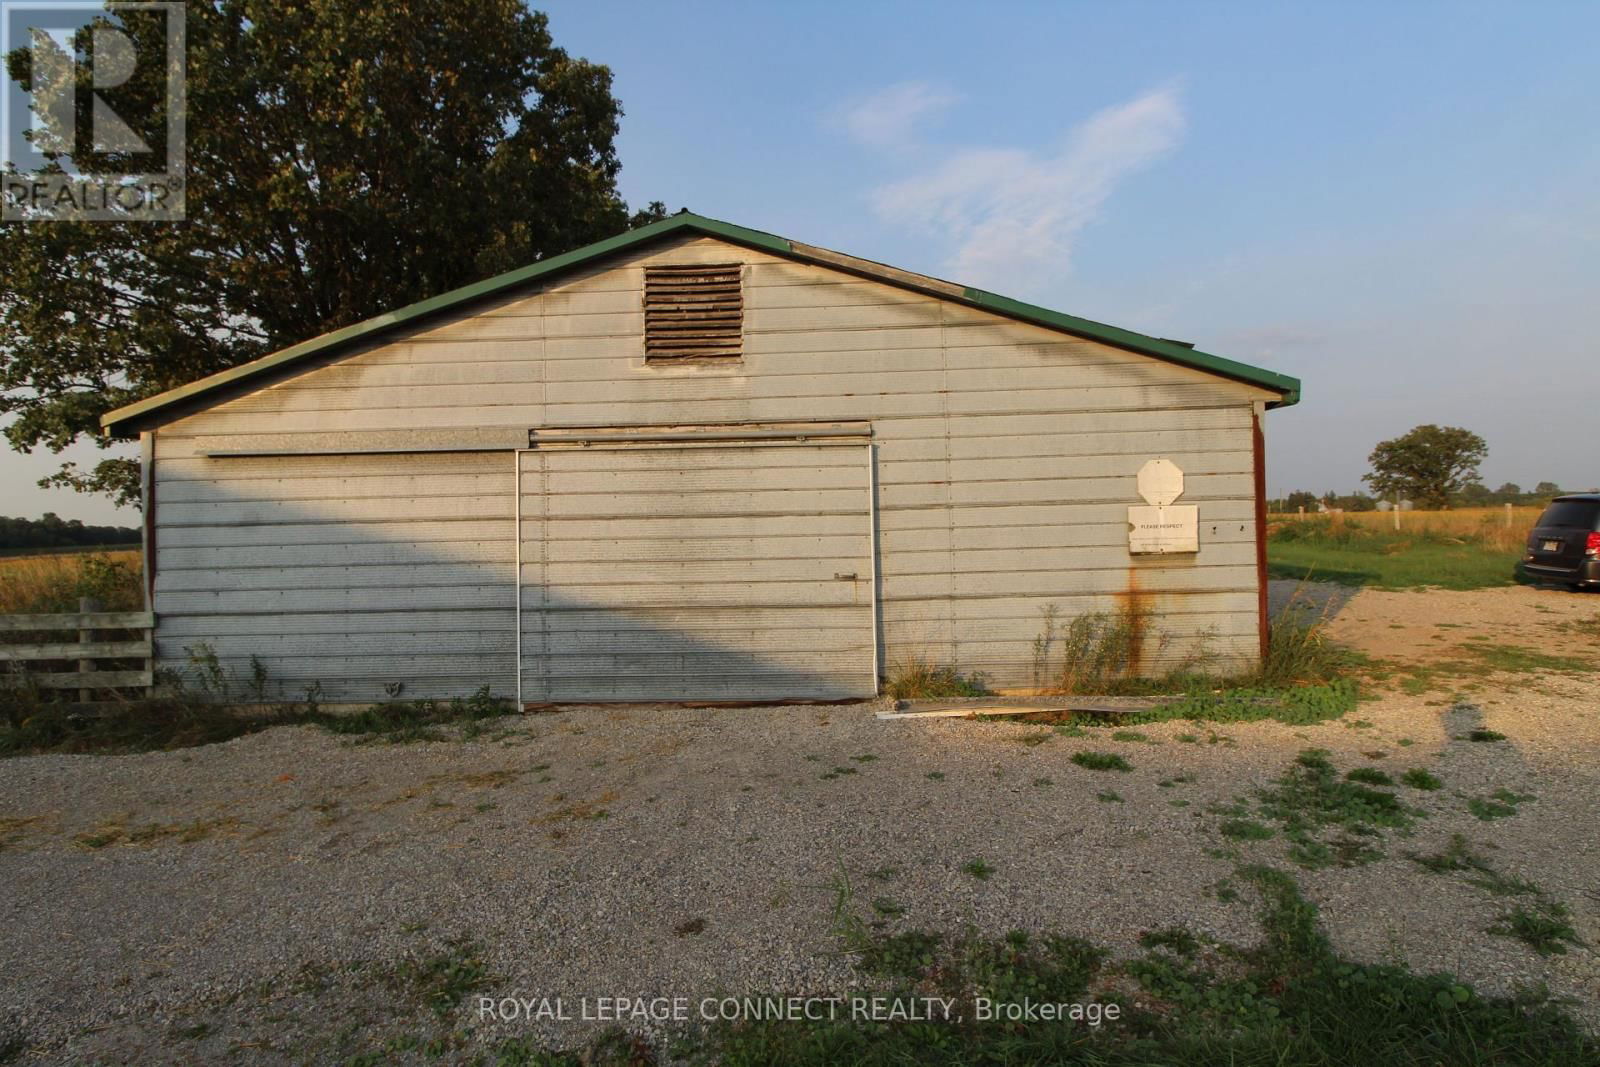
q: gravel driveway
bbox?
[3,583,1598,1062]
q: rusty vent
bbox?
[644,263,742,362]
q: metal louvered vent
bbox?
[644,263,742,362]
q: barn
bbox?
[100,213,1300,705]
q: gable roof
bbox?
[100,212,1300,436]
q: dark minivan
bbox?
[1522,494,1600,590]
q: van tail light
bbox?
[1587,532,1600,557]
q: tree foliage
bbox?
[2,0,665,505]
[1362,425,1488,509]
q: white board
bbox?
[1128,504,1199,554]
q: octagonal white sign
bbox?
[1136,458,1184,506]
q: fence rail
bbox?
[0,599,155,699]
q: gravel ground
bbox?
[2,582,1598,1063]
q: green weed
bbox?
[1401,768,1443,790]
[1253,749,1418,868]
[1492,901,1584,956]
[1220,819,1275,841]
[1071,751,1132,772]
[961,859,995,881]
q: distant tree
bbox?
[0,513,140,549]
[1284,490,1319,513]
[1,0,666,506]
[1362,425,1488,510]
[1496,482,1522,497]
[1534,481,1562,496]
[1457,481,1492,506]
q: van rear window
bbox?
[1537,501,1600,529]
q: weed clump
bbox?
[1253,749,1418,868]
[1492,901,1584,956]
[1401,768,1443,790]
[1031,602,1153,694]
[315,687,509,744]
[1071,751,1132,772]
[884,653,989,700]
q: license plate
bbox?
[1541,539,1562,552]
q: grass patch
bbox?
[1409,835,1542,897]
[386,940,494,1020]
[1109,729,1150,743]
[1266,516,1519,590]
[1095,790,1123,804]
[1557,613,1600,639]
[1465,728,1507,742]
[633,861,1600,1067]
[1071,751,1132,772]
[1345,767,1393,786]
[1457,644,1595,675]
[1407,835,1577,954]
[1,695,297,757]
[1,641,517,757]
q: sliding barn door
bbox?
[518,440,876,702]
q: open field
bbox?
[2,582,1599,1063]
[1266,510,1539,590]
[0,550,143,615]
[1272,507,1542,552]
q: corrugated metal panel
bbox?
[153,451,515,701]
[519,442,875,702]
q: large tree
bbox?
[1362,424,1488,509]
[2,1,665,505]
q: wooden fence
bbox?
[0,598,155,702]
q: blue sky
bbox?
[10,0,1598,521]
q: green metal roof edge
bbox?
[101,212,1297,433]
[958,287,1300,407]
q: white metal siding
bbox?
[152,234,1276,697]
[518,442,875,701]
[152,448,515,701]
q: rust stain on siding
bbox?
[1115,569,1153,675]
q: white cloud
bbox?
[838,81,959,148]
[870,87,1185,290]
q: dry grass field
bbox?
[0,550,144,615]
[1270,507,1542,554]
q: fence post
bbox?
[1504,502,1512,528]
[1393,501,1401,531]
[78,595,101,704]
